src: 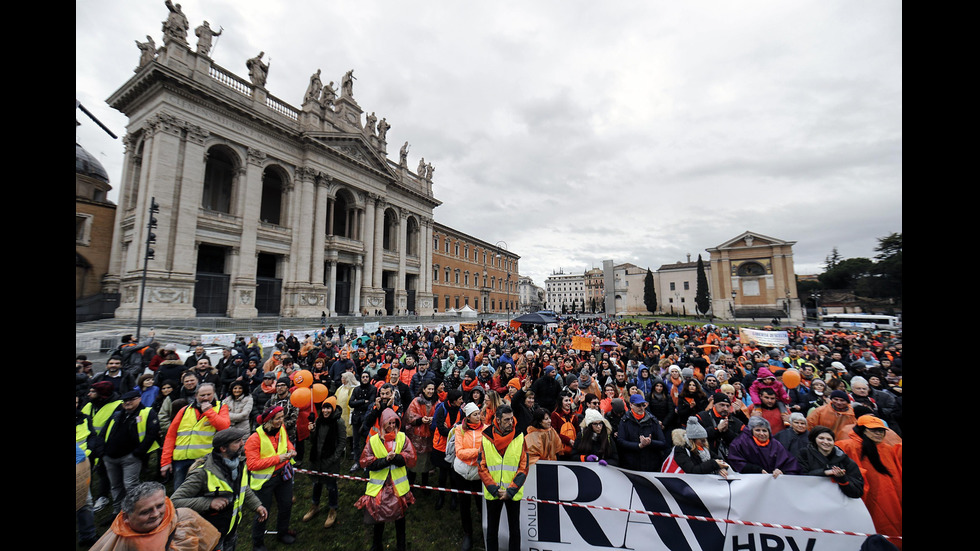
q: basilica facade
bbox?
[104,18,439,318]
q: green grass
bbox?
[82,453,482,550]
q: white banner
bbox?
[253,332,279,349]
[484,461,874,551]
[738,328,789,347]
[199,333,236,347]
[363,321,380,334]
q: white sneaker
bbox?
[93,496,110,512]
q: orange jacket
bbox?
[245,425,295,473]
[806,404,856,441]
[453,424,484,467]
[524,425,562,466]
[837,432,902,548]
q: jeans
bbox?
[76,490,96,543]
[171,458,195,492]
[104,453,143,514]
[311,476,338,509]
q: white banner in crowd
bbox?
[254,332,279,349]
[738,328,789,347]
[363,321,380,334]
[199,333,236,347]
[484,462,874,551]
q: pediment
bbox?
[712,231,795,250]
[306,133,396,179]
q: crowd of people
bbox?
[76,317,903,550]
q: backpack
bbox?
[559,415,577,454]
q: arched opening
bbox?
[331,189,357,238]
[202,146,238,214]
[406,216,420,256]
[260,166,286,225]
[383,209,398,251]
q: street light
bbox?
[730,289,737,320]
[810,291,821,323]
[784,288,791,318]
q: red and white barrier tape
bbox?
[295,467,900,544]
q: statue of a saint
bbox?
[399,142,409,166]
[364,112,377,135]
[162,0,189,44]
[417,157,426,177]
[194,21,222,57]
[426,163,434,180]
[320,81,337,109]
[136,35,157,68]
[377,118,390,142]
[341,70,355,97]
[246,51,269,87]
[304,69,322,104]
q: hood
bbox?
[756,367,775,379]
[380,407,401,432]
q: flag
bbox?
[661,448,684,474]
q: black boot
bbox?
[434,493,445,510]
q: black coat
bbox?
[795,444,864,499]
[616,411,668,471]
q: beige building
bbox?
[707,231,801,320]
[431,223,519,314]
[102,18,440,318]
[76,143,117,301]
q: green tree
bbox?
[695,254,710,316]
[871,232,902,300]
[819,257,874,290]
[644,268,657,314]
[824,247,842,271]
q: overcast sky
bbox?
[76,0,902,287]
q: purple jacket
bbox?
[727,430,799,474]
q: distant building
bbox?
[76,142,116,303]
[544,270,586,314]
[431,223,519,314]
[518,275,545,313]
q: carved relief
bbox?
[149,287,188,304]
[247,147,266,166]
[239,290,253,304]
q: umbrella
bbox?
[512,312,556,325]
[599,340,618,347]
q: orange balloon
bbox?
[782,368,801,389]
[290,387,312,408]
[311,383,329,403]
[293,370,314,388]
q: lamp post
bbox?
[730,289,737,321]
[784,288,791,319]
[810,291,821,323]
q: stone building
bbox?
[518,275,545,313]
[76,142,117,302]
[707,231,801,320]
[431,223,519,314]
[102,10,440,318]
[545,270,586,313]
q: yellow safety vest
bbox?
[200,465,249,533]
[173,401,223,461]
[248,425,290,491]
[83,400,122,435]
[103,407,161,453]
[365,432,410,497]
[76,416,92,457]
[481,433,525,501]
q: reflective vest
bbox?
[173,401,223,461]
[103,407,161,453]
[365,432,409,497]
[83,400,122,435]
[249,425,289,491]
[200,464,249,533]
[481,433,525,501]
[76,416,92,457]
[432,406,462,453]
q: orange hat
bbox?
[507,378,522,390]
[322,396,338,410]
[857,416,886,430]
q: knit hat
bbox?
[685,417,708,440]
[610,398,626,415]
[462,402,480,418]
[544,366,556,374]
[711,392,730,404]
[507,378,522,390]
[321,396,338,410]
[582,408,604,426]
[565,374,578,386]
[681,367,694,379]
[830,390,849,401]
[91,381,114,398]
[276,376,291,387]
[830,361,847,372]
[464,369,477,380]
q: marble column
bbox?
[397,209,407,291]
[352,257,363,315]
[311,173,329,285]
[326,258,337,314]
[373,197,385,290]
[361,194,375,289]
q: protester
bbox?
[728,417,800,477]
[302,397,346,529]
[664,417,729,475]
[246,405,298,548]
[837,416,903,548]
[796,426,864,498]
[356,408,417,551]
[616,394,669,471]
[478,405,528,551]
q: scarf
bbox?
[492,419,516,455]
[631,409,645,421]
[753,436,770,447]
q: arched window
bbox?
[454,241,459,256]
[202,146,238,213]
[464,244,469,259]
[406,217,420,256]
[433,264,439,282]
[445,267,451,283]
[260,166,286,225]
[331,189,357,237]
[383,209,398,251]
[454,269,460,285]
[464,271,470,287]
[737,262,766,277]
